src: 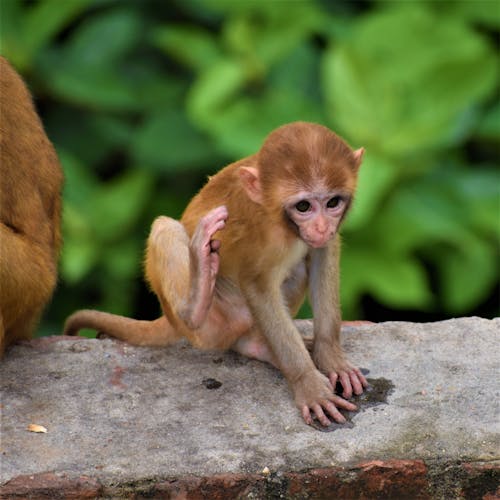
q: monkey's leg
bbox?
[232,328,277,365]
[67,207,231,347]
[146,206,231,348]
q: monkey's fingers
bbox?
[301,406,314,425]
[311,404,332,426]
[328,371,339,389]
[343,368,369,398]
[333,369,362,399]
[352,367,369,392]
[302,404,332,426]
[205,205,228,229]
[302,396,357,426]
[330,394,357,412]
[195,206,228,242]
[191,210,227,271]
[204,213,227,239]
[330,371,353,399]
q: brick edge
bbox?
[1,459,498,499]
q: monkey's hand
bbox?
[294,369,357,426]
[313,346,368,400]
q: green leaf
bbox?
[36,8,144,110]
[211,88,324,157]
[323,4,498,155]
[24,0,91,61]
[443,166,500,237]
[151,25,220,71]
[269,42,322,100]
[437,237,498,312]
[187,58,248,127]
[370,177,476,254]
[89,169,153,241]
[0,0,26,68]
[475,101,500,140]
[103,239,142,279]
[133,109,215,171]
[98,273,137,316]
[59,149,97,207]
[222,4,321,67]
[61,204,99,283]
[344,153,399,231]
[341,247,432,310]
[38,52,140,110]
[64,8,142,67]
[446,0,500,29]
[48,111,134,168]
[61,236,100,284]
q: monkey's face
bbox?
[284,190,350,248]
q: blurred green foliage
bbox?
[1,0,498,335]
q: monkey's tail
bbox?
[63,310,181,347]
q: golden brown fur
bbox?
[0,57,63,356]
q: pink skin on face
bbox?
[286,192,348,248]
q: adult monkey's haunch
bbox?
[65,122,368,426]
[0,57,63,357]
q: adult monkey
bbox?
[0,57,63,357]
[65,122,368,426]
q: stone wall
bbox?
[1,318,498,498]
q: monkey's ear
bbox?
[239,166,263,204]
[352,148,365,171]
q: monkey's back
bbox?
[0,57,63,257]
[0,57,63,350]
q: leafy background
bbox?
[1,0,498,337]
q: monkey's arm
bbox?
[308,239,368,398]
[244,277,357,426]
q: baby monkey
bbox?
[65,121,368,426]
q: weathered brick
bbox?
[133,473,265,499]
[461,462,500,500]
[353,460,430,500]
[0,472,101,499]
[286,461,429,500]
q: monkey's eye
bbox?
[295,200,311,213]
[327,196,342,209]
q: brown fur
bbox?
[0,57,63,356]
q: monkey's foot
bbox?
[183,206,228,330]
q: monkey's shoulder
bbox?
[181,156,258,232]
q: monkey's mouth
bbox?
[305,236,332,249]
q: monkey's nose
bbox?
[315,224,328,235]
